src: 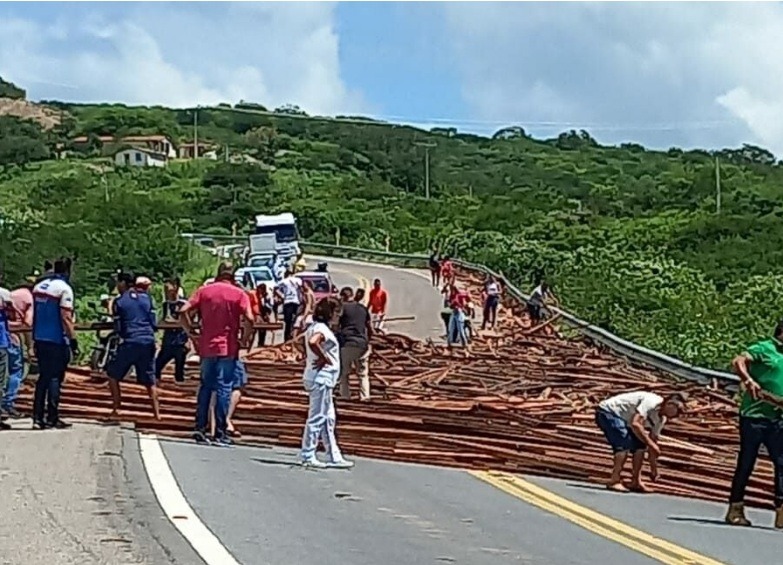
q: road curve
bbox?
[153,258,656,564]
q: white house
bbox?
[114,148,168,168]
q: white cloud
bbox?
[442,3,783,155]
[0,2,367,116]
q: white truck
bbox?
[253,212,301,262]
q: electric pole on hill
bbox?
[193,107,198,160]
[715,155,721,215]
[414,141,437,199]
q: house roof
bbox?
[123,135,172,143]
[72,134,172,144]
[72,135,114,143]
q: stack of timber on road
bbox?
[15,266,762,507]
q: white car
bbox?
[234,266,276,289]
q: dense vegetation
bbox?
[0,77,25,100]
[2,84,782,370]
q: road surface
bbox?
[4,257,780,565]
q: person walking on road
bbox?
[106,273,161,420]
[440,256,454,287]
[31,258,78,430]
[445,283,471,353]
[337,288,373,401]
[300,297,353,469]
[181,262,254,446]
[726,321,783,528]
[154,279,189,383]
[275,268,302,342]
[368,279,388,333]
[481,275,501,331]
[428,249,441,288]
[595,391,686,493]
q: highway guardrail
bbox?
[301,241,739,385]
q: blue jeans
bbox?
[2,343,24,410]
[195,357,237,439]
[447,309,467,346]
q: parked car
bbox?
[297,271,338,301]
[234,266,276,289]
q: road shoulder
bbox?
[0,421,204,565]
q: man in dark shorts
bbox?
[595,391,686,493]
[106,273,160,420]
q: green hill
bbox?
[2,96,782,369]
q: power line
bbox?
[216,105,739,134]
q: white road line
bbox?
[138,434,242,565]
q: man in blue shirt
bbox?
[31,258,77,429]
[155,279,188,383]
[106,273,160,420]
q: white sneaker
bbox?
[301,457,327,469]
[327,459,355,469]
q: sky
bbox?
[1,1,782,154]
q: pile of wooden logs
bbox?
[14,266,767,508]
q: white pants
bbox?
[371,313,384,332]
[300,379,343,462]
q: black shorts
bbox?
[107,342,156,386]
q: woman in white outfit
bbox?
[300,297,354,469]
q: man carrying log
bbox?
[726,323,783,528]
[595,391,687,492]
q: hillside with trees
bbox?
[1,87,782,370]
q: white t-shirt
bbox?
[485,282,500,296]
[303,321,340,386]
[599,391,665,436]
[277,276,302,305]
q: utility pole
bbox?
[414,141,437,199]
[193,107,198,160]
[715,155,721,215]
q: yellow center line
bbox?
[470,471,726,565]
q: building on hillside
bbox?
[114,147,168,168]
[72,135,177,158]
[178,142,218,160]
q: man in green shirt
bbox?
[726,322,783,528]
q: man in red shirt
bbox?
[368,278,388,333]
[180,262,254,446]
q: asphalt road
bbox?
[0,422,203,565]
[7,257,780,564]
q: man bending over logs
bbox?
[595,391,686,493]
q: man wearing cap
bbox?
[180,262,254,446]
[31,258,77,429]
[726,320,783,528]
[595,390,686,493]
[105,273,160,420]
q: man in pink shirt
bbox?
[180,262,254,446]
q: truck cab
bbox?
[253,212,301,263]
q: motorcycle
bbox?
[87,299,120,374]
